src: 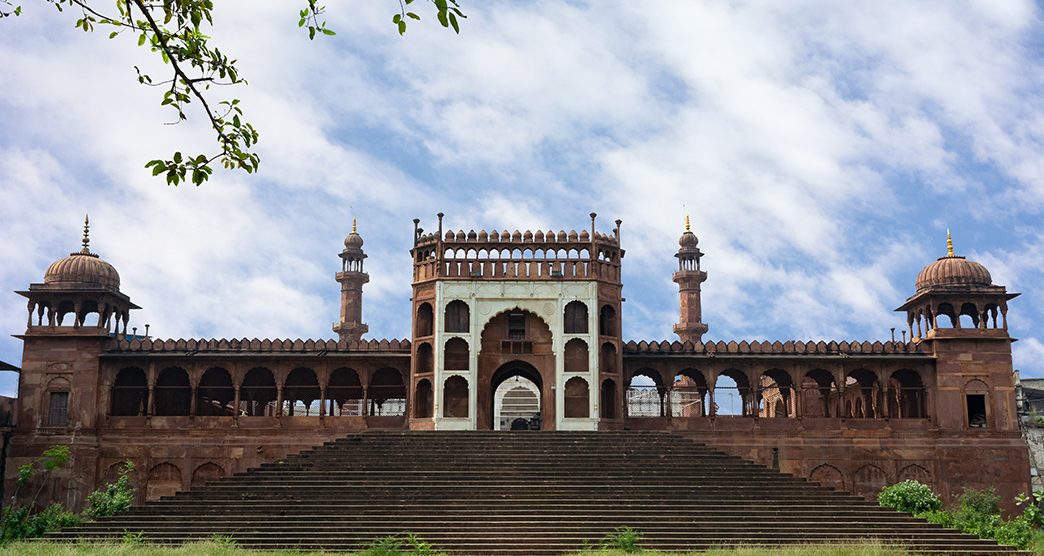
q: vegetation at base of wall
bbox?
[1,447,136,543]
[878,480,942,514]
[0,445,76,542]
[877,481,1043,550]
[84,461,136,519]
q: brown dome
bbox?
[44,251,120,289]
[915,255,991,291]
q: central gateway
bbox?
[407,213,625,431]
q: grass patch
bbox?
[1,540,331,556]
[571,545,910,556]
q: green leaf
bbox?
[321,28,335,36]
[137,33,146,46]
[397,20,406,35]
[437,10,448,27]
[308,26,315,40]
[108,31,118,39]
[298,18,305,27]
[449,12,459,33]
[392,13,401,24]
[406,12,420,20]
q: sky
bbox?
[1,1,1043,397]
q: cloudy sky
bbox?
[1,1,1043,397]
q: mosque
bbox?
[4,213,1029,509]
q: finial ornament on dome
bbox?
[685,214,691,233]
[80,214,91,254]
[947,229,954,257]
[353,216,357,234]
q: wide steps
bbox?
[50,431,1021,554]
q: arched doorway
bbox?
[485,361,546,430]
[476,308,556,430]
[494,374,540,430]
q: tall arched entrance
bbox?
[476,308,557,430]
[490,362,543,430]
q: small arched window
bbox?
[445,300,470,333]
[416,343,434,374]
[45,377,71,427]
[564,301,588,334]
[443,376,469,418]
[564,377,590,418]
[599,305,616,336]
[564,339,589,373]
[416,302,434,337]
[444,338,469,371]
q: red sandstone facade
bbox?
[5,217,1029,510]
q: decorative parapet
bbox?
[106,337,411,354]
[410,216,626,284]
[623,339,930,356]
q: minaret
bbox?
[332,218,369,343]
[673,215,709,342]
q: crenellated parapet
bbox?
[624,339,931,356]
[106,337,411,354]
[411,213,625,284]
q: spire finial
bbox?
[946,228,954,257]
[80,214,91,254]
[685,214,691,233]
[352,216,357,234]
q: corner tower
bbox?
[897,231,1019,433]
[673,215,708,342]
[13,216,139,491]
[332,218,369,343]
[408,212,625,432]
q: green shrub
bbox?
[0,503,80,542]
[958,487,1000,516]
[877,480,941,515]
[83,461,136,519]
[1015,490,1044,527]
[993,515,1033,548]
[357,533,441,555]
[601,526,642,553]
[0,444,75,542]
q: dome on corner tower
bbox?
[915,231,992,292]
[44,216,120,290]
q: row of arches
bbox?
[412,375,595,420]
[414,301,618,338]
[809,462,931,499]
[129,461,225,501]
[414,337,619,375]
[442,247,592,261]
[111,366,407,418]
[627,367,928,419]
[26,297,131,334]
[908,300,1008,338]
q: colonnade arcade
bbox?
[624,361,932,420]
[104,361,408,419]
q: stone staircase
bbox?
[50,431,1020,554]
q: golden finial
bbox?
[946,228,954,257]
[80,214,91,254]
[352,216,357,234]
[685,214,691,233]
